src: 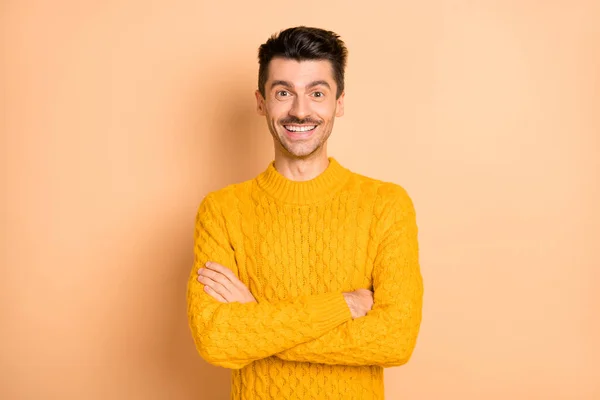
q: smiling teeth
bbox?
[285,125,316,132]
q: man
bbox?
[187,26,423,399]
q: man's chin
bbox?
[273,134,321,157]
[283,144,321,158]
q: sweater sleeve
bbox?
[274,187,423,367]
[187,194,353,370]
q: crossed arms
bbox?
[186,189,423,369]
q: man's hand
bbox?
[342,289,374,319]
[197,261,257,304]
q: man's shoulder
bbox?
[200,179,254,213]
[347,170,412,205]
[346,171,416,227]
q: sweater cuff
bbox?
[305,292,353,332]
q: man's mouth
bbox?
[284,125,317,133]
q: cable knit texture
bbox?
[187,157,423,400]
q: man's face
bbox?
[255,58,345,159]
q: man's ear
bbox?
[255,90,266,116]
[335,91,345,117]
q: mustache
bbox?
[280,117,322,125]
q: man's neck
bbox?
[273,153,330,182]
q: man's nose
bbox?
[289,96,310,120]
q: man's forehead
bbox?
[267,58,335,87]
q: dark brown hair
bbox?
[257,26,348,99]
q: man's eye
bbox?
[277,90,289,97]
[312,92,324,98]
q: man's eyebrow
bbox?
[270,80,293,89]
[306,80,331,90]
[270,80,332,90]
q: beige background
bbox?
[2,1,599,399]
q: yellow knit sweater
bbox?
[187,157,423,399]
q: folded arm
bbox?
[275,186,424,367]
[187,194,352,369]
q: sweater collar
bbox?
[256,157,351,205]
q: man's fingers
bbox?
[198,274,232,297]
[204,262,251,292]
[197,273,222,287]
[200,267,233,290]
[205,262,239,283]
[199,262,254,302]
[203,285,227,303]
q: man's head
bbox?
[255,27,348,159]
